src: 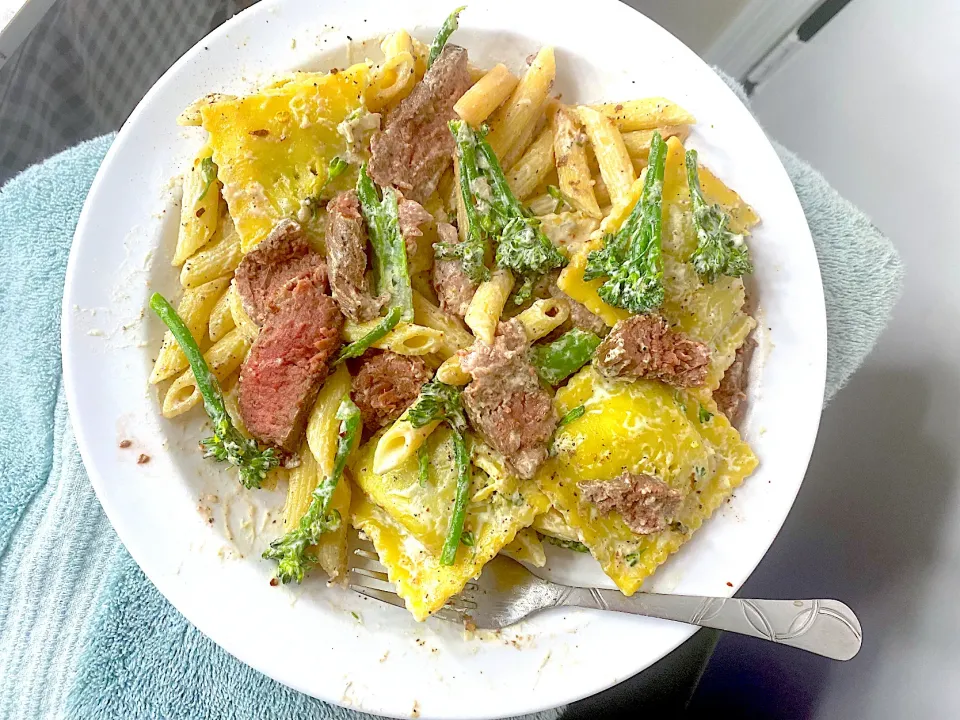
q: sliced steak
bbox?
[594,314,710,388]
[432,222,477,318]
[460,319,556,479]
[352,351,431,432]
[548,284,608,337]
[714,335,755,426]
[398,197,434,261]
[368,44,472,202]
[580,471,682,535]
[325,190,385,323]
[238,269,343,451]
[234,220,326,325]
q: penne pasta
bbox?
[621,125,690,164]
[500,528,547,568]
[160,329,251,418]
[464,269,514,345]
[532,507,581,543]
[485,47,556,161]
[435,354,471,386]
[499,99,556,171]
[149,276,230,384]
[554,106,602,218]
[173,147,221,266]
[228,280,260,342]
[179,213,243,289]
[507,124,556,200]
[208,283,236,343]
[412,290,474,357]
[590,97,696,132]
[454,63,519,127]
[576,105,636,208]
[525,191,559,216]
[410,36,430,80]
[516,297,570,341]
[373,417,441,475]
[342,320,445,356]
[366,31,417,112]
[469,439,517,503]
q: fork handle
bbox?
[562,589,862,661]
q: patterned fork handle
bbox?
[560,589,862,661]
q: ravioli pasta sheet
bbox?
[538,367,757,595]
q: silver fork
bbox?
[350,541,862,661]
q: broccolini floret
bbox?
[406,381,471,565]
[446,119,566,303]
[428,6,466,68]
[149,293,278,489]
[685,149,753,283]
[263,397,361,584]
[583,131,668,314]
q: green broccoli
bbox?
[428,6,466,68]
[686,149,753,283]
[406,381,471,565]
[149,293,278,490]
[263,397,361,584]
[333,305,403,365]
[583,131,668,314]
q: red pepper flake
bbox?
[195,207,206,217]
[615,103,624,112]
[119,439,132,448]
[269,577,279,587]
[726,581,733,587]
[249,129,270,137]
[137,454,150,464]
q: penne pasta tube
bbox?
[621,125,691,163]
[507,124,556,200]
[554,106,602,218]
[208,283,236,343]
[576,105,636,209]
[149,276,230,384]
[435,355,471,386]
[366,31,417,112]
[228,280,260,342]
[373,416,441,475]
[412,290,474,357]
[173,146,221,266]
[516,297,570,341]
[485,47,556,161]
[179,214,242,289]
[161,329,251,418]
[454,63,519,127]
[342,320,444,356]
[590,97,696,131]
[464,269,514,345]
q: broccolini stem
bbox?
[263,397,361,584]
[198,156,218,201]
[439,426,471,565]
[557,404,586,429]
[428,6,466,68]
[333,305,403,365]
[357,164,414,321]
[540,534,589,553]
[685,149,753,283]
[530,329,602,386]
[149,293,278,489]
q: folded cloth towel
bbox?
[0,110,901,720]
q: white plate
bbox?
[61,1,826,717]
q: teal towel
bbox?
[0,125,901,720]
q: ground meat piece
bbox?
[580,471,682,535]
[594,314,710,387]
[351,352,431,432]
[548,285,608,337]
[238,269,343,451]
[432,222,477,318]
[234,220,327,325]
[325,190,385,323]
[460,319,556,479]
[368,44,471,202]
[714,335,755,426]
[397,197,434,261]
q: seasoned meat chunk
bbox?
[580,471,682,535]
[594,314,710,387]
[714,336,754,426]
[432,222,477,318]
[325,190,385,323]
[238,269,343,451]
[234,220,326,325]
[397,197,434,261]
[460,319,556,479]
[352,351,431,432]
[368,44,472,202]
